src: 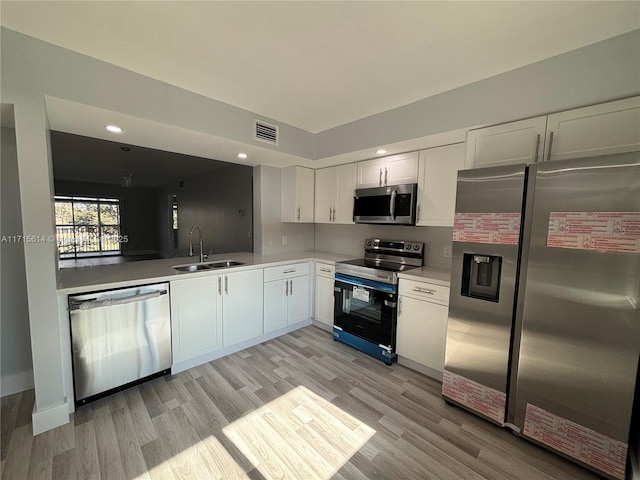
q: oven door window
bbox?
[334,280,397,348]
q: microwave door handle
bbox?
[390,189,397,220]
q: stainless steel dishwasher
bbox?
[69,283,171,405]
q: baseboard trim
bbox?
[32,399,70,435]
[310,319,333,333]
[1,370,35,397]
[397,356,443,382]
[172,319,313,375]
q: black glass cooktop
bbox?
[338,258,419,273]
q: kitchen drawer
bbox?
[264,262,310,282]
[315,262,335,278]
[399,278,449,305]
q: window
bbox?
[55,196,122,258]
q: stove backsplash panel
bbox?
[314,224,452,271]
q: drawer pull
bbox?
[283,269,296,274]
[319,268,331,273]
[413,287,436,295]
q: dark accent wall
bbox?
[170,164,253,257]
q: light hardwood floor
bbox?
[1,326,602,479]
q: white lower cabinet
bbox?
[170,276,222,363]
[397,278,450,378]
[171,269,264,362]
[264,263,310,334]
[222,269,264,347]
[313,262,335,328]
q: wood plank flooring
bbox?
[1,326,602,480]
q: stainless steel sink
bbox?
[173,264,212,272]
[173,260,245,272]
[208,260,245,268]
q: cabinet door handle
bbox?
[399,296,402,315]
[332,208,336,222]
[416,204,421,221]
[379,168,382,187]
[297,207,301,221]
[329,207,332,222]
[285,280,289,296]
[414,287,436,295]
[225,275,228,294]
[546,131,554,162]
[533,133,541,163]
[289,279,293,295]
[218,276,222,295]
[384,168,388,186]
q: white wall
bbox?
[253,165,315,255]
[314,224,453,271]
[1,126,34,396]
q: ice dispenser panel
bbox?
[461,254,502,302]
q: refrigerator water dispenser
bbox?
[461,253,502,302]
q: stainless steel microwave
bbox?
[353,183,418,225]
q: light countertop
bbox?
[57,250,451,294]
[57,251,356,295]
[398,267,452,287]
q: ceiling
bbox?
[2,1,639,134]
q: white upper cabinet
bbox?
[465,116,547,168]
[314,164,356,224]
[334,164,357,223]
[314,168,334,224]
[356,158,386,188]
[385,152,420,185]
[466,96,640,169]
[281,166,315,223]
[544,96,640,162]
[356,152,419,188]
[417,143,466,227]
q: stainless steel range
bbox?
[333,238,424,364]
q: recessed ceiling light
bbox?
[106,125,123,133]
[376,149,387,155]
[237,153,248,159]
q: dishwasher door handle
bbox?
[69,289,168,311]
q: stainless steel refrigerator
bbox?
[443,153,640,480]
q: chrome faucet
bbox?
[188,225,204,263]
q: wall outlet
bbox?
[282,235,288,246]
[443,245,452,258]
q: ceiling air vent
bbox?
[253,119,279,146]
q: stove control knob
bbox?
[405,244,411,250]
[414,244,420,251]
[366,240,372,246]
